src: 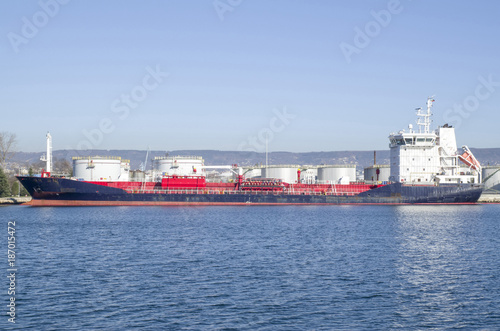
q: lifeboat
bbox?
[458,146,481,171]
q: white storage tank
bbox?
[317,165,356,184]
[242,167,262,179]
[364,165,390,182]
[482,166,500,190]
[73,156,129,181]
[153,156,205,177]
[261,165,300,184]
[130,170,145,182]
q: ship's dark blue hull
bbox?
[17,176,483,206]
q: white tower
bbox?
[46,132,52,173]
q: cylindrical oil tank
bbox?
[364,165,390,182]
[261,165,301,184]
[153,156,205,177]
[317,165,356,184]
[129,170,144,182]
[73,156,127,181]
[242,167,262,179]
[482,166,500,190]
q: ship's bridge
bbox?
[389,132,436,148]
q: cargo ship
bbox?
[18,98,483,206]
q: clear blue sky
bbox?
[1,0,499,153]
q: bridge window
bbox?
[395,139,405,145]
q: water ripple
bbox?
[1,205,499,329]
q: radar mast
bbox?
[416,97,434,133]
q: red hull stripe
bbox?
[26,200,480,207]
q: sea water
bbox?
[1,204,499,330]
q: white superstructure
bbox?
[300,166,318,184]
[389,98,481,184]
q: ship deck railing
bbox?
[124,188,364,196]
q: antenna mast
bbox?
[416,97,434,133]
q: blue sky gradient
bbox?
[1,0,499,152]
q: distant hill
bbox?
[10,148,500,170]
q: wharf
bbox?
[0,197,32,205]
[478,194,500,203]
